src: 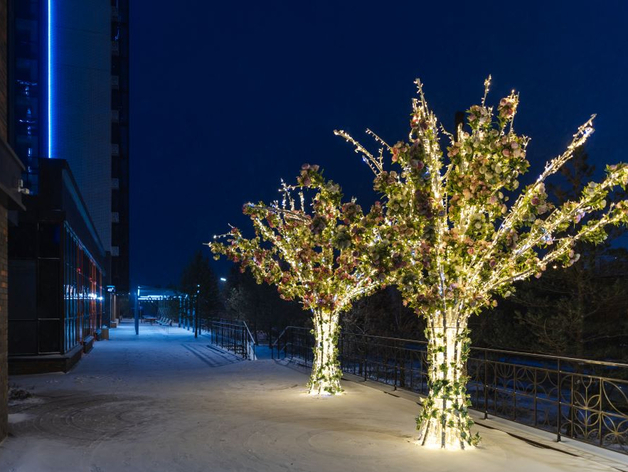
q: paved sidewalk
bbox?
[1,321,626,472]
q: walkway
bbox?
[1,321,626,472]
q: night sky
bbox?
[129,1,628,289]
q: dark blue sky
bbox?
[130,1,628,288]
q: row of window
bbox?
[9,222,103,355]
[63,224,103,352]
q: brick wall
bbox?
[0,0,9,442]
[0,204,8,441]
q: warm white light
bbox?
[334,77,623,450]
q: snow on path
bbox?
[0,321,625,472]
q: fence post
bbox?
[557,358,562,442]
[363,341,368,382]
[393,341,398,390]
[339,332,344,372]
[484,349,489,420]
[194,291,199,339]
[598,376,603,447]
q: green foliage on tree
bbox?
[336,77,628,449]
[472,150,628,360]
[209,169,385,395]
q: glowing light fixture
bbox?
[47,0,53,158]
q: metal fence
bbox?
[272,326,628,455]
[202,319,257,360]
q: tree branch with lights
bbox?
[208,167,386,395]
[335,77,628,449]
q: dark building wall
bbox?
[0,203,8,441]
[53,0,111,252]
[8,159,104,371]
[0,0,7,141]
[0,0,17,444]
[111,0,129,293]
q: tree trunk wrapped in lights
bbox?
[310,308,342,394]
[336,77,628,449]
[209,168,384,395]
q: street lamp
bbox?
[194,284,200,338]
[134,285,140,335]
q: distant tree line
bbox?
[173,241,628,362]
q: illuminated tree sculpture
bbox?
[209,167,384,395]
[335,78,628,449]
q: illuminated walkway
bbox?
[1,321,625,472]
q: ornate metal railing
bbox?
[203,319,257,360]
[272,327,628,455]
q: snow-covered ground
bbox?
[1,321,626,472]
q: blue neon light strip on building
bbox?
[48,0,52,158]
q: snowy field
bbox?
[1,321,626,472]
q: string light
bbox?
[336,77,628,450]
[208,169,384,396]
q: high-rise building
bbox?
[7,0,128,372]
[8,0,129,292]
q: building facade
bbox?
[8,159,105,373]
[0,0,24,442]
[6,0,128,372]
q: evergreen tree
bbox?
[224,264,307,344]
[180,250,222,323]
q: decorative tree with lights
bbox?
[209,167,385,395]
[335,78,628,449]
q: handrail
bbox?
[241,320,256,347]
[205,319,257,360]
[241,320,257,360]
[273,326,628,368]
[469,345,628,369]
[209,319,257,347]
[343,331,429,345]
[342,331,628,368]
[271,325,306,349]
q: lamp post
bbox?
[194,284,200,338]
[134,286,140,335]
